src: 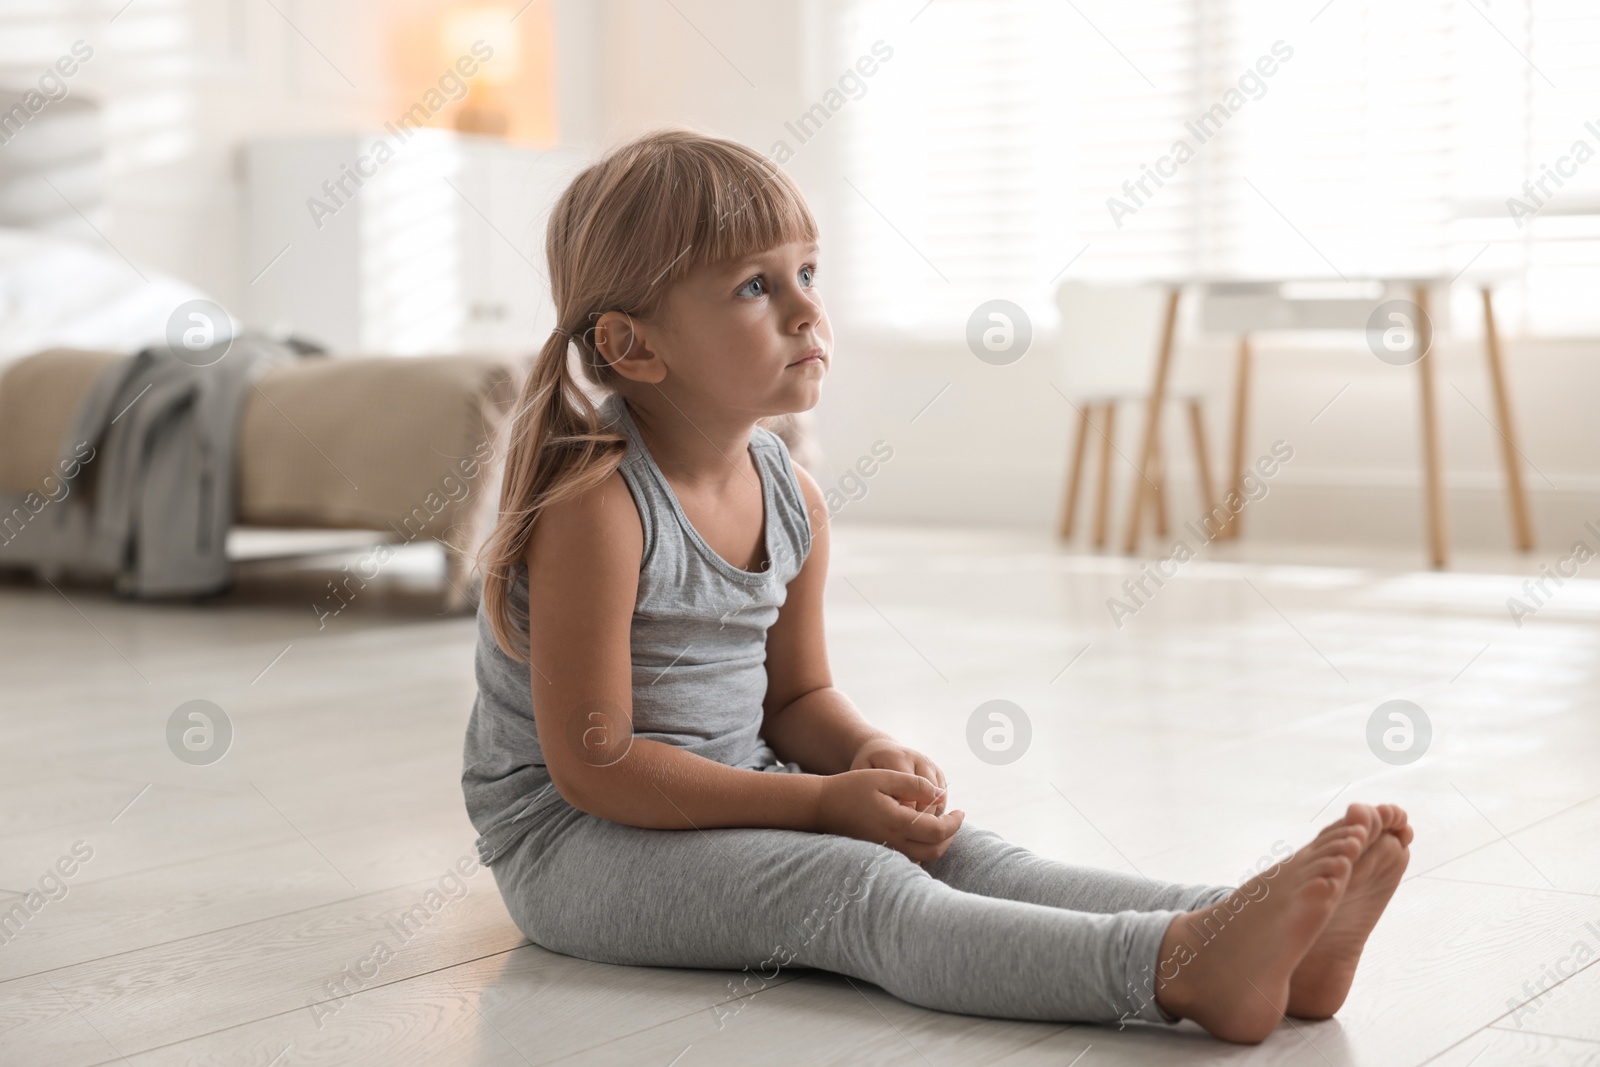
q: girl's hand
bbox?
[849,738,949,815]
[815,769,965,864]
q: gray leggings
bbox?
[488,793,1234,1027]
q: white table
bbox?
[1123,277,1533,568]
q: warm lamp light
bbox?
[442,5,523,136]
[442,6,522,86]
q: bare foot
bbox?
[1153,816,1366,1044]
[1288,804,1411,1019]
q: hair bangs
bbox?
[650,144,818,299]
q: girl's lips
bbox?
[789,349,826,367]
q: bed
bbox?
[0,227,520,610]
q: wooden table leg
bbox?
[1415,284,1449,568]
[1188,398,1217,521]
[1481,287,1534,552]
[1060,401,1093,539]
[1148,420,1169,537]
[1093,403,1117,549]
[1220,334,1252,540]
[1123,287,1182,553]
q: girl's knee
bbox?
[841,839,933,898]
[922,820,1022,879]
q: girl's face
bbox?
[640,238,831,419]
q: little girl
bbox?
[460,128,1413,1043]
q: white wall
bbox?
[817,322,1600,555]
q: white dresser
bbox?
[241,130,581,356]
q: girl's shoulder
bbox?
[526,462,645,582]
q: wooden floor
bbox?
[2,526,1598,1066]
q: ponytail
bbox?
[474,326,626,661]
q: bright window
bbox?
[822,0,1600,337]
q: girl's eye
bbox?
[736,264,818,298]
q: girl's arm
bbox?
[526,466,935,833]
[761,466,924,779]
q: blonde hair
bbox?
[476,127,819,661]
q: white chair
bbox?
[1053,282,1217,547]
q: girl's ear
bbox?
[593,310,667,385]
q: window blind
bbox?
[822,0,1600,336]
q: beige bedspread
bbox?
[0,347,520,571]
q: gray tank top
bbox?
[461,391,813,865]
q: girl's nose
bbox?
[790,290,825,330]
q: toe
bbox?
[1333,836,1364,865]
[1345,803,1382,842]
[1385,832,1413,870]
[1327,825,1367,858]
[1315,812,1369,849]
[1377,803,1409,833]
[1313,854,1356,893]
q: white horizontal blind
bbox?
[822,0,1082,334]
[824,0,1600,336]
[1202,0,1456,281]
